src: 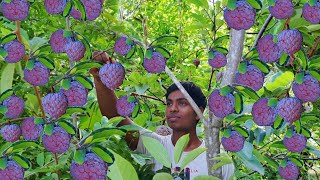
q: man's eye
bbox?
[179,102,187,106]
[166,102,172,106]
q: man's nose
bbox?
[169,103,178,112]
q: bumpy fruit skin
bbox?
[44,0,67,14]
[99,63,125,90]
[302,3,320,24]
[24,61,50,86]
[276,97,303,124]
[0,160,24,180]
[2,95,24,119]
[257,34,282,63]
[70,153,107,180]
[65,40,86,61]
[278,161,299,180]
[116,96,136,116]
[42,92,68,119]
[208,52,227,68]
[269,0,294,19]
[42,126,70,153]
[3,40,26,63]
[156,125,173,136]
[1,0,29,21]
[0,124,21,142]
[143,51,166,73]
[21,117,43,141]
[235,65,264,91]
[292,75,320,102]
[61,81,88,107]
[221,131,245,152]
[223,0,256,30]
[114,37,132,56]
[50,29,69,53]
[70,0,102,21]
[252,98,277,126]
[208,89,235,118]
[283,133,306,153]
[277,29,303,56]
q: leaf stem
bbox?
[54,153,61,180]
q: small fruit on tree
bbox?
[61,81,88,107]
[208,51,227,68]
[116,96,136,117]
[1,0,30,21]
[3,40,26,63]
[99,63,125,90]
[268,0,294,19]
[143,51,167,73]
[42,126,71,153]
[257,34,282,63]
[24,61,50,86]
[276,97,303,124]
[42,92,68,119]
[0,160,24,179]
[235,65,264,91]
[278,161,299,180]
[252,98,277,126]
[2,95,24,119]
[283,133,307,153]
[292,75,320,102]
[0,124,21,142]
[114,37,133,56]
[221,130,245,152]
[21,117,43,141]
[208,89,235,118]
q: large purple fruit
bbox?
[283,133,306,153]
[302,3,320,24]
[42,92,68,119]
[65,40,86,61]
[61,81,88,107]
[277,29,303,56]
[70,0,102,21]
[278,161,299,180]
[221,131,245,152]
[42,126,70,153]
[0,160,24,179]
[99,63,125,90]
[24,61,50,86]
[208,89,235,118]
[70,153,108,180]
[0,124,21,142]
[44,0,67,14]
[3,40,25,63]
[292,75,320,102]
[235,65,264,91]
[143,51,166,73]
[2,95,24,119]
[223,0,256,30]
[50,29,69,53]
[257,34,282,63]
[114,37,133,56]
[116,96,136,117]
[1,0,29,21]
[21,117,43,140]
[277,97,303,124]
[208,51,227,68]
[269,0,294,19]
[252,98,277,126]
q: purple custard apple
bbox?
[0,124,21,142]
[42,126,71,153]
[3,40,25,63]
[156,125,173,136]
[2,95,24,119]
[252,98,277,126]
[143,51,166,73]
[21,117,43,140]
[208,89,235,118]
[235,65,264,91]
[257,34,282,63]
[279,161,299,180]
[193,59,200,67]
[24,61,50,86]
[0,160,24,179]
[223,0,256,30]
[292,75,320,102]
[44,0,67,14]
[269,0,294,19]
[61,81,88,107]
[70,0,102,21]
[221,130,245,152]
[1,0,29,21]
[283,133,307,153]
[208,51,227,68]
[116,96,136,117]
[114,37,133,56]
[277,29,303,56]
[302,3,320,24]
[276,97,303,124]
[99,63,125,90]
[50,29,69,53]
[65,40,86,61]
[42,92,68,119]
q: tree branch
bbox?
[130,92,165,104]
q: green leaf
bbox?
[223,128,232,138]
[91,145,115,164]
[150,36,178,46]
[289,157,303,167]
[37,57,55,70]
[270,141,285,148]
[82,135,93,146]
[58,120,76,135]
[1,64,15,93]
[301,127,311,138]
[0,158,7,170]
[62,0,72,17]
[208,51,214,59]
[219,85,233,96]
[92,127,126,140]
[308,70,320,81]
[145,49,153,59]
[4,141,39,154]
[238,62,248,74]
[36,152,44,166]
[227,0,237,10]
[214,47,228,54]
[0,105,8,114]
[285,128,293,138]
[267,0,275,7]
[310,0,317,6]
[235,126,249,137]
[0,48,8,58]
[72,61,103,73]
[185,0,209,9]
[174,134,190,164]
[61,78,71,90]
[251,59,269,74]
[155,47,171,59]
[180,148,207,169]
[125,46,136,59]
[234,92,243,114]
[11,155,30,169]
[263,155,278,169]
[194,176,220,180]
[34,117,44,125]
[235,85,259,101]
[44,124,54,135]
[210,35,229,48]
[246,0,261,9]
[265,71,294,91]
[73,0,86,20]
[268,98,278,107]
[66,107,86,114]
[279,53,289,66]
[273,115,283,129]
[140,100,152,121]
[0,89,13,102]
[0,33,17,45]
[301,115,318,122]
[141,136,171,168]
[63,30,73,38]
[26,60,35,70]
[237,148,265,175]
[294,120,301,133]
[297,50,308,70]
[153,173,174,180]
[137,46,144,62]
[108,150,139,180]
[295,72,304,85]
[232,115,253,125]
[76,33,92,60]
[74,75,93,90]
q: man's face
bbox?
[165,90,199,131]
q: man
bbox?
[91,52,234,180]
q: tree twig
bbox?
[54,153,61,180]
[0,117,28,126]
[130,92,165,104]
[207,68,215,91]
[307,36,320,58]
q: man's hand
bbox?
[90,51,115,79]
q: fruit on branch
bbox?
[252,98,277,126]
[3,40,26,63]
[208,89,235,118]
[1,0,29,21]
[143,51,166,73]
[2,95,24,119]
[42,126,71,153]
[70,153,108,180]
[0,124,21,142]
[257,34,282,63]
[21,117,43,141]
[276,97,303,124]
[235,65,264,91]
[61,81,88,107]
[50,29,69,53]
[44,0,67,15]
[221,130,245,152]
[208,51,227,68]
[0,160,24,179]
[156,125,173,136]
[277,29,303,56]
[116,96,136,117]
[24,61,50,86]
[114,37,133,56]
[292,75,320,102]
[268,0,294,19]
[193,59,200,67]
[42,92,68,119]
[65,40,86,62]
[302,3,320,24]
[70,0,102,21]
[283,133,307,153]
[223,0,256,30]
[278,161,299,180]
[99,63,125,90]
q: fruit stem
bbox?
[15,21,22,43]
[0,117,27,126]
[33,86,46,118]
[208,68,215,91]
[54,153,61,180]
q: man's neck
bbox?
[171,130,202,152]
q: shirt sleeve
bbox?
[222,162,235,180]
